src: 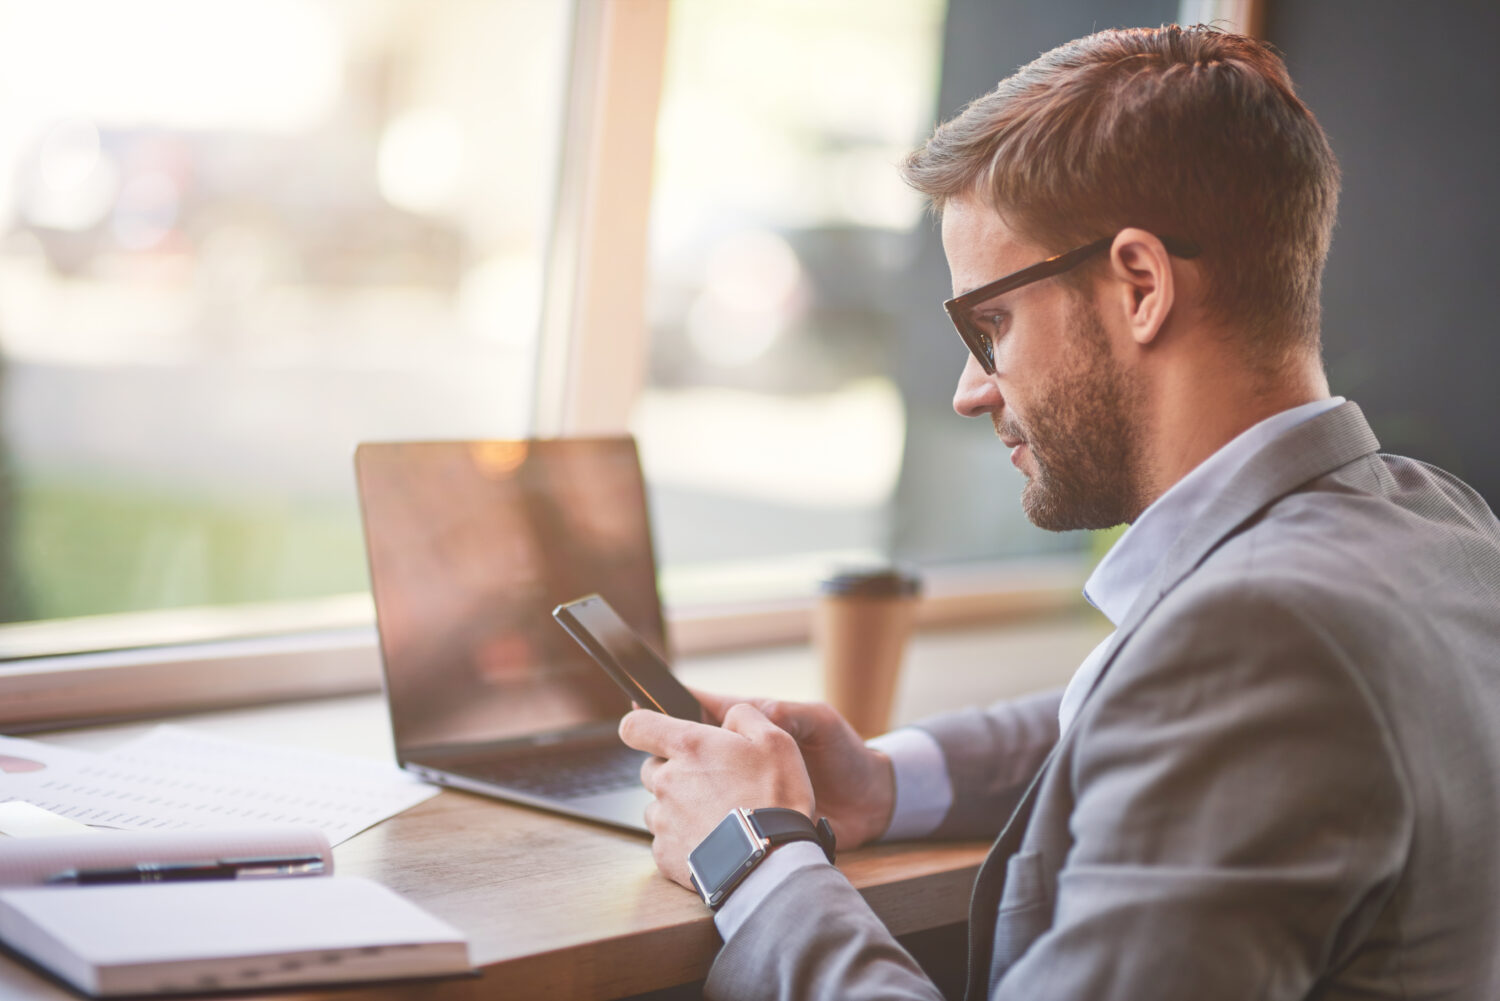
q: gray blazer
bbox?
[707,402,1500,1001]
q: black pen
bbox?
[44,854,326,886]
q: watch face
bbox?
[689,812,760,904]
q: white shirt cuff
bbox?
[866,727,953,841]
[712,840,830,941]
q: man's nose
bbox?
[953,354,1001,417]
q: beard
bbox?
[997,297,1147,531]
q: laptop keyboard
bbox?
[463,742,649,800]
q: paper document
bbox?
[0,727,437,845]
[0,802,96,839]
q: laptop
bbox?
[353,437,666,833]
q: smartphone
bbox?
[552,594,702,721]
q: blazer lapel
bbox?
[962,401,1381,1001]
[962,747,1053,1001]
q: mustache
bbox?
[992,414,1026,443]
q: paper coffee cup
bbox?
[815,568,922,739]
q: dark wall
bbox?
[1267,0,1500,504]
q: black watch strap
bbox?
[745,808,837,863]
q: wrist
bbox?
[867,749,897,841]
[687,807,835,909]
[863,727,952,842]
[836,748,896,847]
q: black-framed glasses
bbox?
[943,233,1202,374]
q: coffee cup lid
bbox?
[819,567,922,598]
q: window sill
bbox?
[0,558,1091,733]
[0,629,381,734]
[668,557,1089,652]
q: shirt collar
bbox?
[1082,397,1345,626]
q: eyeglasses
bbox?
[943,233,1202,374]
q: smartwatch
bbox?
[687,807,836,910]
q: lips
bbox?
[997,426,1029,471]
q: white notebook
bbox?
[0,876,471,996]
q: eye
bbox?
[977,311,1008,359]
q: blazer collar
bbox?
[1056,400,1380,754]
[1110,399,1380,647]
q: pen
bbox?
[43,854,326,886]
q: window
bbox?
[637,0,1093,609]
[0,1,571,649]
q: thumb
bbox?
[690,688,810,741]
[721,701,783,740]
[689,687,775,726]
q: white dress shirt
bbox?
[714,397,1346,940]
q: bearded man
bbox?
[620,24,1500,1001]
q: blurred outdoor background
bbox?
[0,0,1024,633]
[0,1,567,625]
[0,0,1493,643]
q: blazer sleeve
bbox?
[706,862,946,1001]
[703,688,1063,1001]
[993,581,1412,1000]
[915,687,1062,839]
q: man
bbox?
[620,24,1500,1000]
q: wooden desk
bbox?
[0,618,1104,999]
[341,790,986,998]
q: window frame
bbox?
[0,556,1087,732]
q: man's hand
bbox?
[691,690,896,851]
[619,703,816,890]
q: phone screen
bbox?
[553,595,702,721]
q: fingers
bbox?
[689,686,804,732]
[721,702,789,742]
[654,691,851,769]
[640,755,664,792]
[620,708,706,758]
[629,695,819,891]
[687,687,750,725]
[757,699,818,742]
[725,697,826,745]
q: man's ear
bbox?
[1108,228,1175,347]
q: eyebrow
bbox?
[954,279,1012,300]
[953,276,1004,298]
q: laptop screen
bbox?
[355,438,666,753]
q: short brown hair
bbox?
[902,25,1340,358]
